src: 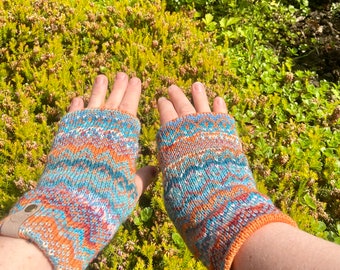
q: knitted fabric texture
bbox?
[157,113,296,270]
[1,109,140,269]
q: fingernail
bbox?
[193,82,203,92]
[97,75,105,81]
[130,77,141,85]
[116,72,126,80]
[216,97,223,104]
[158,97,167,102]
[168,85,178,93]
[71,97,80,106]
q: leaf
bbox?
[317,221,327,232]
[334,237,340,245]
[203,13,214,24]
[302,0,309,7]
[194,11,201,18]
[220,17,241,29]
[303,194,317,210]
[133,216,142,226]
[141,207,153,222]
[220,17,227,28]
[226,17,241,27]
[172,232,185,248]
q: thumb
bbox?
[134,165,158,197]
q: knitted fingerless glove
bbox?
[157,113,296,270]
[0,109,140,269]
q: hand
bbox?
[157,82,227,125]
[0,72,156,269]
[156,82,294,269]
[69,72,156,195]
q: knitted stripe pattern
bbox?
[5,109,140,269]
[157,113,296,270]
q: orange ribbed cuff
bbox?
[223,213,297,270]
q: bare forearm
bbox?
[0,236,52,269]
[233,222,340,270]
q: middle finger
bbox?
[87,75,108,108]
[191,82,211,113]
[105,72,129,109]
[168,85,196,117]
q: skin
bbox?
[1,73,340,269]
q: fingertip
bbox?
[94,74,109,86]
[191,82,204,93]
[129,77,142,96]
[68,97,84,112]
[130,76,141,85]
[118,76,142,116]
[213,97,228,113]
[115,72,127,80]
[157,96,168,105]
[105,72,129,109]
[87,75,109,108]
[191,82,211,113]
[168,84,180,94]
[167,84,196,117]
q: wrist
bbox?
[0,236,52,270]
[1,185,120,268]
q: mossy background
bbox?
[0,0,339,269]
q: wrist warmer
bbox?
[0,109,140,269]
[157,113,296,270]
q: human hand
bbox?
[157,82,227,125]
[0,72,156,269]
[156,83,295,270]
[68,73,156,196]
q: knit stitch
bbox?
[1,109,140,269]
[157,113,296,270]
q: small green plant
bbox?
[134,207,153,226]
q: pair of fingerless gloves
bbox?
[0,109,295,269]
